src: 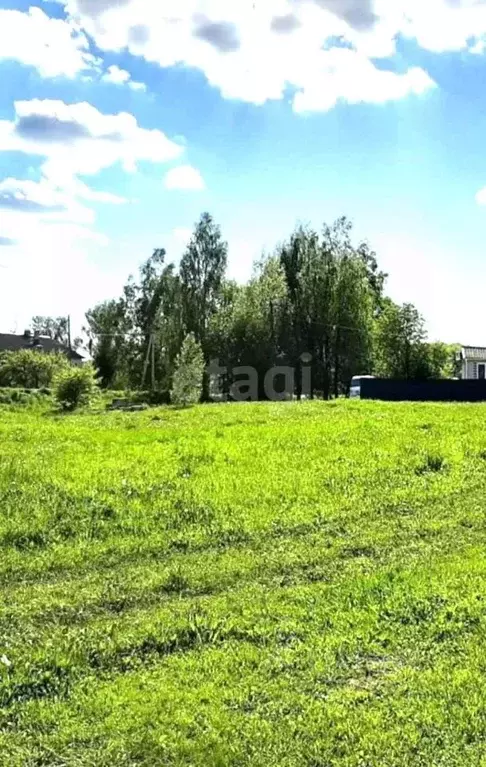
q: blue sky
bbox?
[1,0,486,342]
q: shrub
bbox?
[0,350,69,389]
[53,365,100,411]
[171,334,205,407]
[0,388,48,407]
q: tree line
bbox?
[39,213,461,399]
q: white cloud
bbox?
[293,50,434,113]
[129,80,147,91]
[476,186,486,205]
[48,0,437,111]
[0,7,98,78]
[397,0,486,54]
[102,64,130,84]
[470,38,486,54]
[5,1,486,111]
[0,99,183,178]
[101,64,147,91]
[165,165,206,191]
[0,9,147,91]
[0,176,94,224]
[0,99,188,306]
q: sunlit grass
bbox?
[1,400,486,765]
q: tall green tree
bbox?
[82,210,456,398]
[330,252,375,396]
[375,301,428,379]
[88,249,185,391]
[84,300,127,388]
[278,219,378,398]
[180,213,228,349]
[279,226,323,397]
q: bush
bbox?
[53,365,100,411]
[171,334,205,407]
[0,350,69,389]
[0,388,51,407]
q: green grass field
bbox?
[2,400,486,765]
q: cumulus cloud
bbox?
[15,114,94,144]
[397,0,486,53]
[0,197,62,215]
[293,49,434,113]
[102,64,130,84]
[0,99,183,178]
[271,14,301,34]
[312,0,378,31]
[7,1,486,110]
[73,0,132,18]
[50,0,439,111]
[0,7,150,91]
[193,17,241,53]
[0,100,191,276]
[0,7,97,78]
[102,64,147,91]
[0,177,95,227]
[165,165,206,191]
[128,24,150,45]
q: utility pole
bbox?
[141,334,152,390]
[67,315,72,351]
[151,333,156,391]
[141,332,157,391]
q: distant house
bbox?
[459,346,486,380]
[0,330,85,365]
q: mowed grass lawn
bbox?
[2,400,486,765]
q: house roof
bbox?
[0,333,83,361]
[462,346,486,360]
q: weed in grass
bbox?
[415,452,449,475]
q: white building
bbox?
[460,346,486,379]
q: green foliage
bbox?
[53,364,100,411]
[171,334,205,406]
[374,301,428,379]
[0,349,69,388]
[374,305,460,381]
[1,401,486,763]
[278,219,378,397]
[0,387,51,406]
[420,342,462,379]
[180,212,228,348]
[31,315,69,345]
[85,251,185,392]
[84,212,455,398]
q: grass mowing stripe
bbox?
[2,400,486,764]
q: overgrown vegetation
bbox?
[0,349,69,389]
[171,333,205,406]
[53,364,100,411]
[84,214,460,398]
[1,400,486,764]
[0,387,51,406]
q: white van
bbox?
[349,375,375,399]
